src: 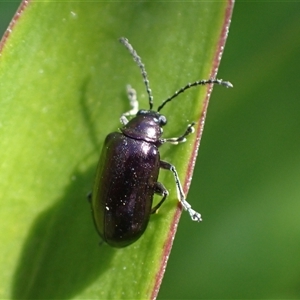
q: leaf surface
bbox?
[0,1,233,299]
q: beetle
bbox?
[89,37,232,247]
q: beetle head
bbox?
[121,110,166,143]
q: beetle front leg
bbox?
[120,85,139,125]
[160,122,195,145]
[160,160,202,222]
[151,182,169,214]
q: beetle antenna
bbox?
[157,79,233,112]
[119,37,154,110]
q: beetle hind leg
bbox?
[151,182,169,214]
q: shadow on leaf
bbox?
[12,166,117,299]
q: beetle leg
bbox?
[160,160,202,222]
[161,122,195,145]
[120,115,129,125]
[123,85,139,116]
[151,182,169,214]
[120,85,139,125]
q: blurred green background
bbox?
[1,2,299,299]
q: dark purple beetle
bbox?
[89,37,232,247]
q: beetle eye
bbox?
[159,115,167,126]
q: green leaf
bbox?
[0,1,233,299]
